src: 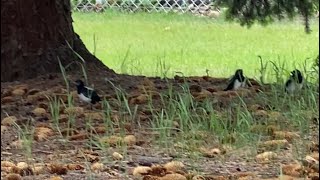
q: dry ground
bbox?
[1,70,319,180]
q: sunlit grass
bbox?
[72,10,319,81]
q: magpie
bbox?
[74,80,101,107]
[285,69,304,94]
[224,69,246,91]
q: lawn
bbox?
[72,10,319,81]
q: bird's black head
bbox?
[235,69,243,75]
[234,69,244,81]
[290,69,303,83]
[75,79,85,87]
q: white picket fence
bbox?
[71,0,221,17]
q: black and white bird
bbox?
[285,69,304,94]
[75,80,101,107]
[224,69,247,91]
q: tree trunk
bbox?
[1,0,114,82]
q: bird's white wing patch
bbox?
[78,93,92,103]
[286,78,303,94]
[233,79,242,90]
[84,86,94,91]
[286,82,296,94]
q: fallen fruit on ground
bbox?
[133,166,152,176]
[32,108,47,116]
[163,161,185,172]
[47,163,68,175]
[91,162,104,172]
[112,152,124,160]
[255,151,278,163]
[160,173,187,180]
[5,173,22,180]
[1,116,17,126]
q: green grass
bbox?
[72,10,319,80]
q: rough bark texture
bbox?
[1,0,114,82]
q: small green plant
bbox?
[270,57,287,84]
[257,55,268,84]
[13,122,35,161]
[93,33,97,56]
[47,95,63,136]
[120,46,132,74]
[156,57,171,78]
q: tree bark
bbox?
[1,0,114,82]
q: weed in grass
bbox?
[93,33,97,56]
[13,121,34,162]
[270,58,287,84]
[48,95,63,136]
[257,55,269,85]
[101,98,116,134]
[120,46,132,75]
[156,58,171,78]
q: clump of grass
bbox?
[13,121,35,161]
[257,55,269,84]
[47,95,64,136]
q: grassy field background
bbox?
[72,10,319,81]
